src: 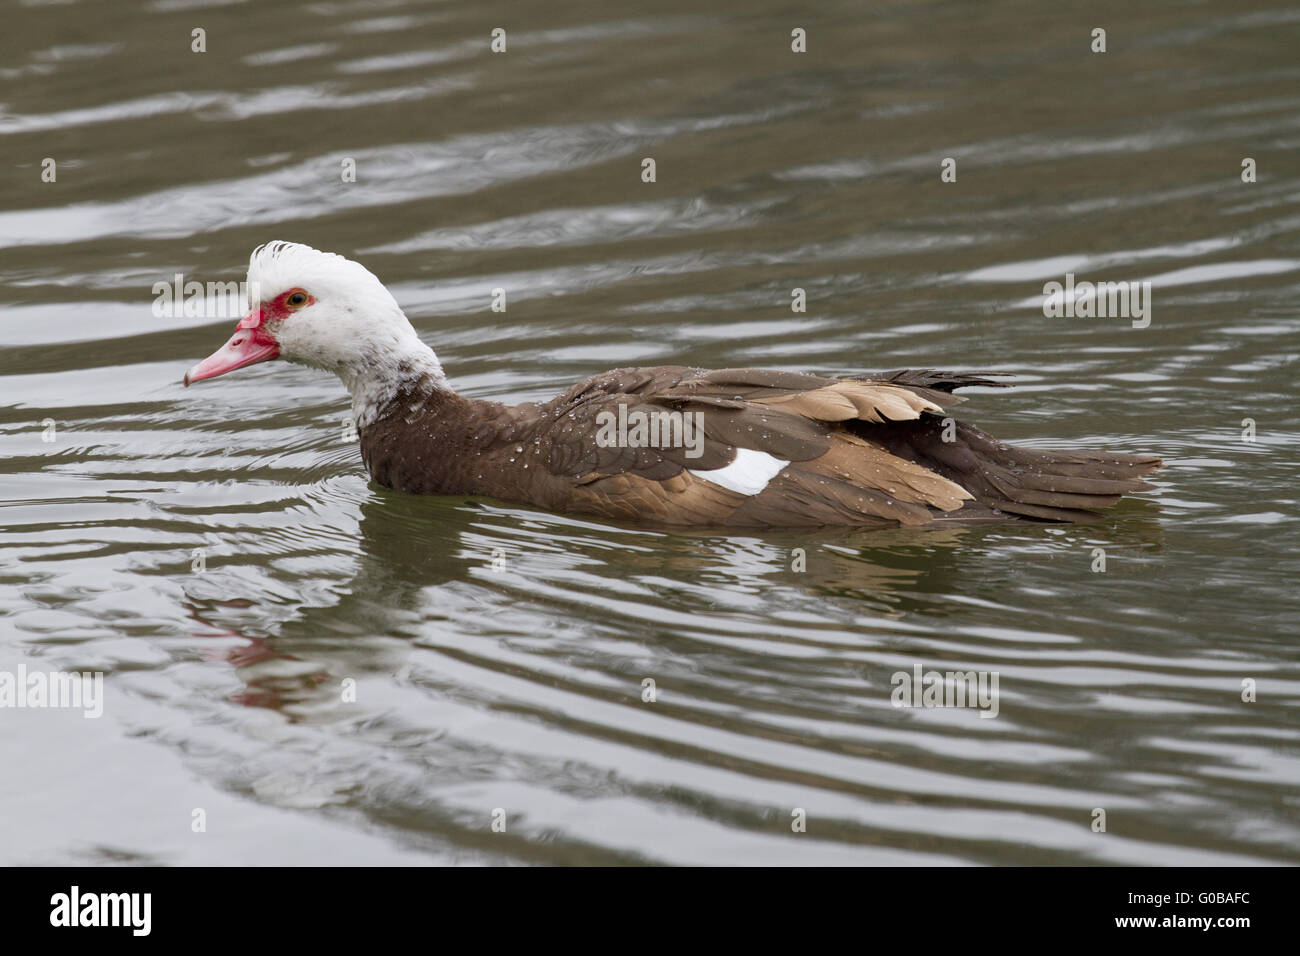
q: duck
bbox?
[183,241,1161,527]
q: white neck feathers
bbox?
[340,335,448,429]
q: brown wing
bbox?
[539,365,974,473]
[534,366,979,525]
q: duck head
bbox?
[183,241,446,422]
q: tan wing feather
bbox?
[809,437,972,511]
[753,382,945,424]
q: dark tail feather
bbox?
[878,368,1016,393]
[863,417,1162,522]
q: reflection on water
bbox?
[1,0,1298,865]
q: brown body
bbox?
[358,366,1161,527]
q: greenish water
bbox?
[1,0,1297,864]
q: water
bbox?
[1,0,1297,865]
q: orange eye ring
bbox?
[285,290,310,310]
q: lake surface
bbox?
[1,0,1297,865]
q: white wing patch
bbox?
[688,448,788,496]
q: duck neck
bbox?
[339,334,450,430]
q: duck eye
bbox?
[286,292,308,308]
